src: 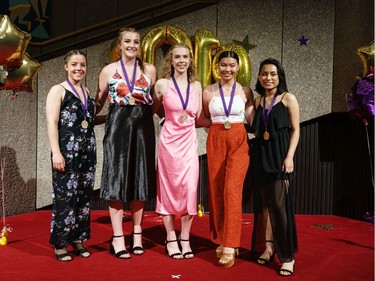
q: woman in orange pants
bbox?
[202,50,254,268]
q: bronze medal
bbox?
[181,113,188,122]
[224,120,232,130]
[263,130,270,140]
[128,96,135,105]
[81,119,89,129]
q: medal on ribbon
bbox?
[120,58,137,105]
[67,79,88,129]
[262,93,278,140]
[172,76,190,123]
[219,81,236,130]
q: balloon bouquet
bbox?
[0,15,42,98]
[345,42,375,223]
[0,14,43,245]
[345,42,374,118]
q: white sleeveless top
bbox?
[208,94,245,123]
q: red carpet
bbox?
[0,211,373,281]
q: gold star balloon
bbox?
[356,41,374,76]
[0,52,42,94]
[0,15,31,70]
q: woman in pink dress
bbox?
[153,43,210,259]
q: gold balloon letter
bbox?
[212,43,252,86]
[194,29,221,88]
[141,25,192,65]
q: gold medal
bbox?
[128,96,135,105]
[81,119,89,129]
[224,120,231,130]
[181,113,188,122]
[263,130,270,140]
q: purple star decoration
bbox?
[298,35,309,46]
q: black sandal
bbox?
[178,236,194,259]
[110,235,131,259]
[72,243,90,258]
[280,259,295,276]
[257,240,275,265]
[130,232,144,255]
[165,240,183,259]
[53,246,72,262]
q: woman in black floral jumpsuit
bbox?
[46,50,96,262]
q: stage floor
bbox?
[0,211,373,281]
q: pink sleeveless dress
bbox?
[156,81,199,215]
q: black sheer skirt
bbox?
[251,179,298,262]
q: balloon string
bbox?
[1,158,6,227]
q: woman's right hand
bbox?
[52,152,65,172]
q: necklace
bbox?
[172,76,190,123]
[66,79,88,129]
[120,58,137,105]
[262,93,278,140]
[219,81,236,129]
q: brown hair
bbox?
[63,49,87,65]
[116,27,144,71]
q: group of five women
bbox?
[46,27,300,277]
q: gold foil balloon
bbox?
[212,43,252,86]
[357,42,374,76]
[0,236,7,246]
[108,38,119,62]
[194,29,221,88]
[197,204,204,217]
[141,25,192,65]
[0,65,7,86]
[0,15,31,70]
[0,53,42,93]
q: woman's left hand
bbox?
[282,157,294,174]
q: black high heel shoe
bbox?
[165,240,183,259]
[129,232,144,255]
[280,259,295,276]
[110,235,131,259]
[71,243,90,258]
[178,236,194,259]
[257,240,275,265]
[53,246,72,262]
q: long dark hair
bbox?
[218,50,239,64]
[255,58,288,96]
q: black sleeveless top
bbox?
[251,95,294,181]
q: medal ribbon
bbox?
[172,76,190,110]
[219,81,236,117]
[262,93,278,132]
[120,59,137,94]
[67,79,87,118]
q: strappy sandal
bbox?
[165,240,183,259]
[257,240,275,265]
[53,246,72,262]
[178,236,194,259]
[110,235,131,259]
[130,232,144,255]
[72,243,90,258]
[280,259,295,276]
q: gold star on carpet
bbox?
[233,35,257,52]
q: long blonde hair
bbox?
[160,43,198,83]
